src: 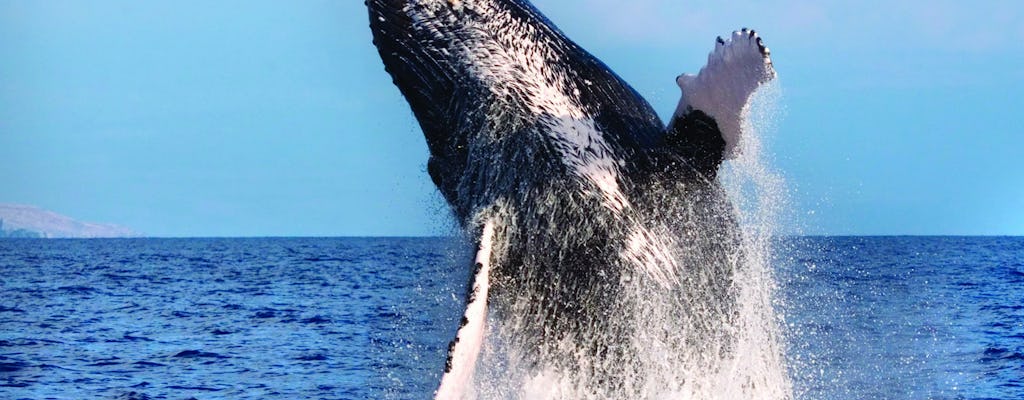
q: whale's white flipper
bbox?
[435,218,496,400]
[673,29,776,158]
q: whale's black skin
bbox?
[366,0,758,394]
[367,1,723,216]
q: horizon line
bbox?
[2,234,1023,240]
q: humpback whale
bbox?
[367,1,777,398]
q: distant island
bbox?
[0,204,141,238]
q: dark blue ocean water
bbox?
[781,237,1024,400]
[0,237,1021,399]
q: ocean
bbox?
[0,237,1021,399]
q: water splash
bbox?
[462,82,792,399]
[715,80,792,399]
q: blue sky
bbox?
[1,1,1021,237]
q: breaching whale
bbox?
[366,1,777,398]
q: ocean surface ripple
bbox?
[0,236,1022,399]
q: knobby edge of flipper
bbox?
[660,28,776,179]
[435,217,497,400]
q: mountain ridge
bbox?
[0,204,141,238]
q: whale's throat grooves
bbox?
[367,1,790,399]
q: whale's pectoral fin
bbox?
[435,218,497,400]
[664,28,776,175]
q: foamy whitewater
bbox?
[459,82,792,399]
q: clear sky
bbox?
[1,1,1022,237]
